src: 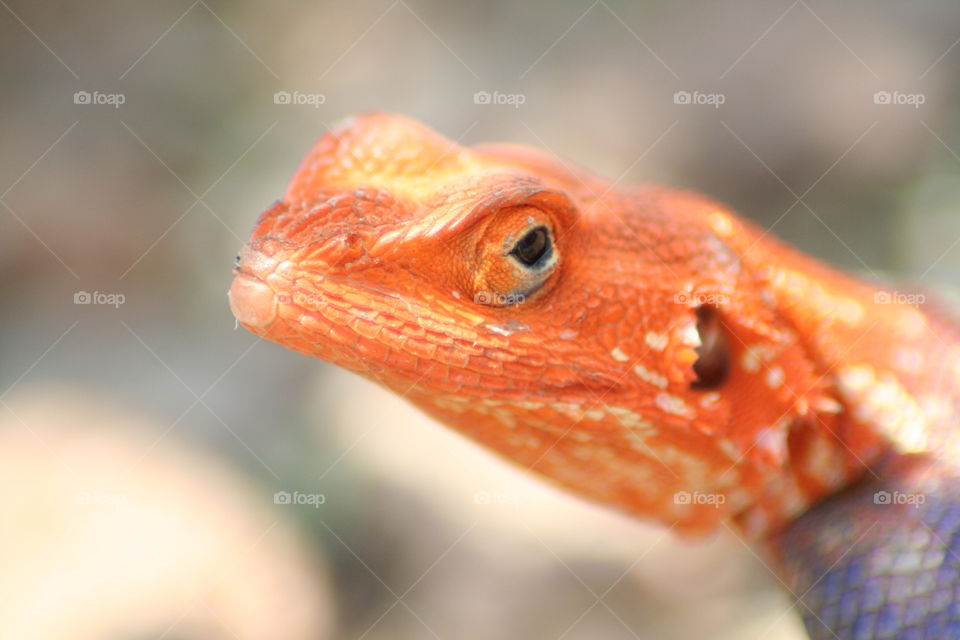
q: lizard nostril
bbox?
[691,305,730,390]
[306,232,367,270]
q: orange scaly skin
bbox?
[230,112,960,538]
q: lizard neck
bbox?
[712,209,960,473]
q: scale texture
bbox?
[230,112,960,639]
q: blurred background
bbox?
[1,1,958,638]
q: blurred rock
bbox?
[0,385,334,640]
[309,371,806,640]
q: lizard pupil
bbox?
[511,226,550,268]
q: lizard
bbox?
[229,112,960,639]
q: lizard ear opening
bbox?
[691,305,730,390]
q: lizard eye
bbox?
[470,205,563,307]
[509,226,552,270]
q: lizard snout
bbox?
[229,272,276,328]
[229,245,282,329]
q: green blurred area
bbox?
[1,1,958,638]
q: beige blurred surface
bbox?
[0,386,333,640]
[314,372,806,640]
[1,1,958,638]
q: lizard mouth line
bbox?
[230,259,428,333]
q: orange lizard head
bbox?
[230,113,868,536]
